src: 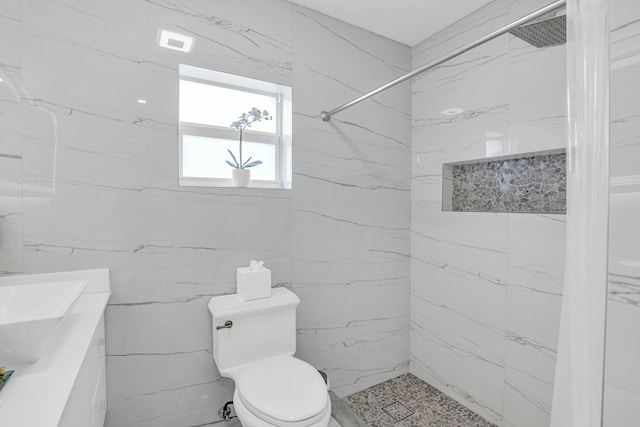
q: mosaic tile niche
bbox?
[443,150,566,213]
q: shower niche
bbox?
[442,149,566,213]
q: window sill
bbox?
[179,178,291,190]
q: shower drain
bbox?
[382,401,414,421]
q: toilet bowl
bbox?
[229,356,331,427]
[209,288,331,427]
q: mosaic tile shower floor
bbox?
[343,374,497,427]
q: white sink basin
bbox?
[0,280,88,365]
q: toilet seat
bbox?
[235,356,329,426]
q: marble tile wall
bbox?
[410,0,566,425]
[0,0,22,276]
[603,0,640,425]
[291,7,411,396]
[0,1,410,425]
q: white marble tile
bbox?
[410,226,507,423]
[105,298,214,357]
[603,383,640,427]
[411,341,504,425]
[603,1,640,424]
[507,41,567,156]
[506,0,565,23]
[504,213,565,421]
[293,6,409,119]
[411,291,505,367]
[609,47,640,179]
[412,234,507,331]
[297,312,410,396]
[106,371,232,427]
[604,295,640,395]
[604,192,640,413]
[503,366,554,427]
[0,0,23,276]
[506,214,566,295]
[501,7,568,425]
[0,192,22,275]
[411,3,510,422]
[292,6,411,398]
[411,0,510,66]
[412,44,509,124]
[412,36,510,187]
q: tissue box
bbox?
[237,265,271,301]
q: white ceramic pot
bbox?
[231,168,250,187]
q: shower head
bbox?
[509,10,566,48]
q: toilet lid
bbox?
[237,356,328,423]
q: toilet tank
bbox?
[208,287,300,373]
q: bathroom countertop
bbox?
[0,290,110,427]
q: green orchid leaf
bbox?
[243,160,263,168]
[226,150,239,168]
[241,156,253,168]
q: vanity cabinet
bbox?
[59,315,107,427]
[0,269,110,427]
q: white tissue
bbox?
[248,260,264,271]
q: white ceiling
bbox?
[289,0,494,46]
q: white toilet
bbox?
[208,287,331,427]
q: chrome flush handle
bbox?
[216,320,233,330]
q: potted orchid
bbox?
[227,107,272,187]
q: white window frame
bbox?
[178,64,292,189]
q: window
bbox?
[178,64,292,188]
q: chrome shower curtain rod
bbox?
[319,0,566,122]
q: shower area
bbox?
[411,1,566,425]
[320,0,569,424]
[328,0,638,425]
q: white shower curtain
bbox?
[550,0,610,426]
